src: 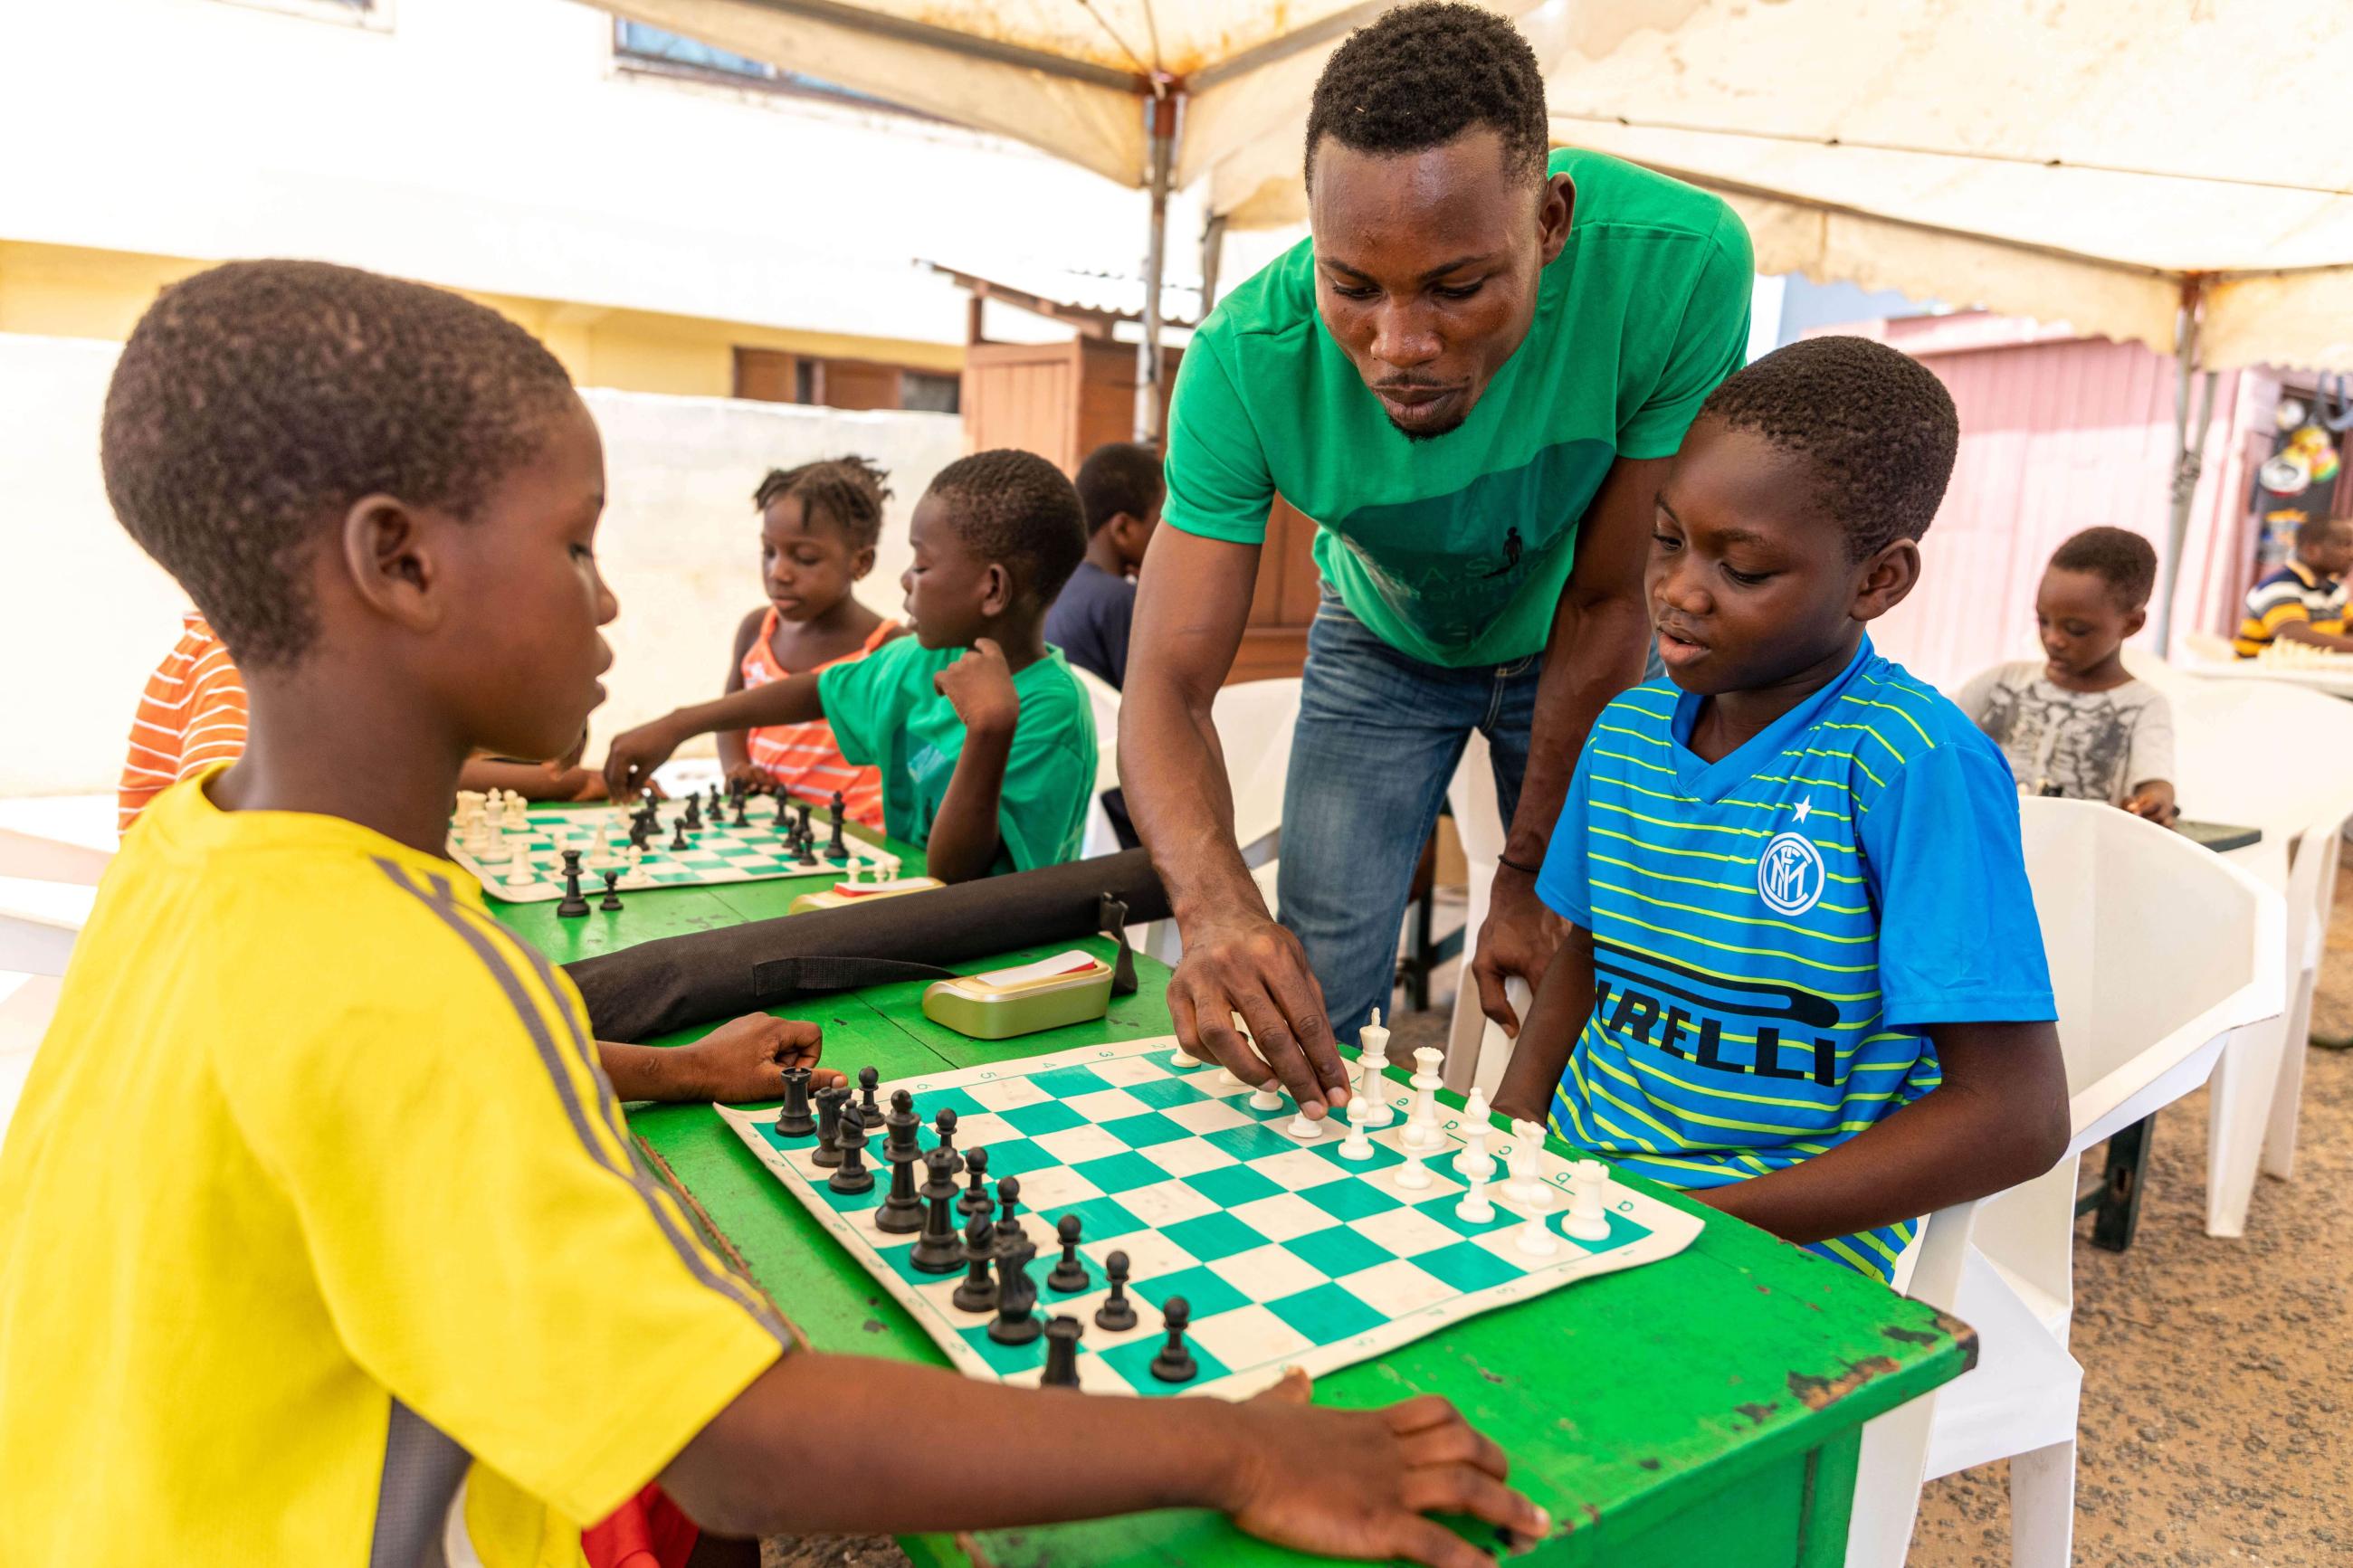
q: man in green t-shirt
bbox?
[1121,3,1753,1108]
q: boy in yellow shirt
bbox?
[0,260,1538,1568]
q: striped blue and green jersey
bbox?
[1535,639,2055,1280]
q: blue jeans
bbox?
[1276,593,1543,1048]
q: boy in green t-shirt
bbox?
[605,451,1098,881]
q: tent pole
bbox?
[1135,90,1179,443]
[1199,213,1228,318]
[2155,278,2215,654]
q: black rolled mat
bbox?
[563,848,1173,1042]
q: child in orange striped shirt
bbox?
[119,613,607,837]
[718,457,903,828]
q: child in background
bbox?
[1044,440,1164,689]
[1492,337,2069,1283]
[717,458,902,828]
[1955,527,2177,821]
[1,260,1538,1568]
[2234,516,2353,656]
[119,613,605,836]
[606,451,1100,882]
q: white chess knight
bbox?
[1402,1046,1445,1149]
[1357,1011,1395,1128]
[1566,1159,1613,1241]
[1337,1095,1376,1161]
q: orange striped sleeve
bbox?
[119,619,250,834]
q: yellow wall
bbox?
[0,240,963,396]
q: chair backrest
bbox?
[2015,799,2279,1129]
[1066,664,1124,794]
[2170,679,2353,837]
[1208,678,1302,859]
[2179,630,2239,667]
[2117,645,2205,699]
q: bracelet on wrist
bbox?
[1497,852,1544,877]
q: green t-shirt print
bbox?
[817,638,1098,876]
[1163,147,1754,670]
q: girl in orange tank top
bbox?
[719,458,901,829]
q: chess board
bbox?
[448,799,895,904]
[718,1036,1702,1400]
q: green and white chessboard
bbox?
[719,1036,1701,1399]
[449,800,895,904]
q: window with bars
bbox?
[613,21,917,117]
[735,349,961,415]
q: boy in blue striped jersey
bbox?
[1491,336,2070,1280]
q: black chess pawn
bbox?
[827,1103,874,1195]
[681,794,702,832]
[1047,1214,1090,1293]
[774,1067,816,1137]
[730,791,749,829]
[773,791,792,830]
[873,1114,927,1235]
[956,1146,993,1220]
[827,790,848,859]
[555,850,592,919]
[708,783,723,820]
[1040,1316,1083,1389]
[855,1066,883,1131]
[986,1240,1042,1346]
[992,1174,1024,1252]
[670,817,691,853]
[908,1148,966,1275]
[1093,1250,1137,1332]
[598,870,624,912]
[1148,1296,1197,1383]
[932,1108,965,1177]
[811,1085,847,1168]
[951,1214,998,1313]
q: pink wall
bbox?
[1823,314,2268,689]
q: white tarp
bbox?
[610,0,2353,369]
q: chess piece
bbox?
[598,870,624,912]
[1358,1010,1395,1128]
[670,817,691,853]
[873,1104,927,1235]
[1247,1084,1284,1113]
[957,1145,993,1220]
[1040,1316,1083,1389]
[992,1175,1024,1253]
[1515,1212,1560,1258]
[987,1240,1042,1345]
[1337,1095,1376,1162]
[1455,1172,1496,1224]
[932,1108,965,1177]
[1285,1104,1323,1140]
[811,1085,846,1167]
[708,783,722,820]
[1565,1158,1613,1242]
[1505,1121,1547,1205]
[884,1088,922,1164]
[1403,1046,1445,1150]
[730,790,749,829]
[856,1066,883,1132]
[555,851,591,918]
[774,1067,816,1136]
[773,791,792,830]
[1148,1297,1197,1383]
[827,790,848,859]
[1169,1039,1205,1070]
[1046,1214,1090,1293]
[1093,1251,1138,1332]
[951,1215,999,1313]
[681,794,701,832]
[1393,1144,1432,1191]
[827,1103,874,1194]
[908,1148,967,1274]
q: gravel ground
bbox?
[768,870,2353,1566]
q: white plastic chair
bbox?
[2116,643,2207,700]
[1070,665,1127,860]
[1443,732,1521,1095]
[2167,679,2353,1233]
[0,824,115,1142]
[2178,630,2240,668]
[1847,799,2282,1568]
[1134,678,1300,965]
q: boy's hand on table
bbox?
[933,638,1021,737]
[676,1015,843,1104]
[723,761,779,795]
[548,765,607,803]
[1226,1371,1546,1565]
[604,717,689,803]
[2122,782,2177,824]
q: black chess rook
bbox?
[774,1067,816,1138]
[1040,1316,1082,1389]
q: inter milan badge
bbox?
[1757,832,1825,917]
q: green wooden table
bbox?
[495,841,1973,1567]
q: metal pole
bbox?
[1198,213,1228,318]
[2154,279,2215,654]
[1135,89,1179,443]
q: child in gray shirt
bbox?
[1955,527,2177,821]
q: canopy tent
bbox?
[595,0,2353,639]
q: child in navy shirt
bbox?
[1493,337,2070,1280]
[1044,441,1162,689]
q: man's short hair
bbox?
[1073,442,1166,537]
[1303,2,1548,191]
[927,450,1086,604]
[2048,527,2158,612]
[754,457,893,551]
[2295,515,2343,555]
[1698,336,1960,560]
[101,259,577,669]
